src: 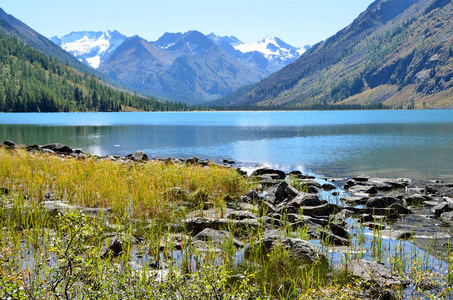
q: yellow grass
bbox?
[0,148,251,219]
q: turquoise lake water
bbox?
[1,110,452,182]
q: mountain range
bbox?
[51,30,127,69]
[216,0,453,109]
[2,0,453,109]
[51,30,307,104]
[0,8,108,81]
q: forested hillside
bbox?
[218,0,453,109]
[0,32,188,112]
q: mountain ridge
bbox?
[98,30,267,104]
[0,8,106,79]
[51,30,127,68]
[217,0,453,109]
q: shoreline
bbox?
[2,139,453,298]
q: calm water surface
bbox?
[1,110,452,182]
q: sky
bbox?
[1,0,375,47]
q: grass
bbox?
[1,147,453,299]
[0,148,249,221]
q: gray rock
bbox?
[42,148,56,154]
[389,203,413,215]
[257,199,277,215]
[348,184,378,195]
[192,228,243,250]
[321,182,337,191]
[340,196,369,206]
[252,168,286,179]
[362,222,387,230]
[185,217,260,234]
[258,175,283,187]
[42,143,73,154]
[379,229,414,240]
[320,230,349,246]
[244,190,260,202]
[126,150,149,162]
[26,144,42,152]
[227,211,257,221]
[185,157,200,165]
[299,203,339,217]
[440,211,453,224]
[366,197,400,209]
[433,202,453,218]
[351,175,370,182]
[369,177,412,189]
[247,230,326,263]
[2,140,15,149]
[405,194,426,206]
[342,260,409,287]
[426,183,453,195]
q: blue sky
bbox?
[1,0,375,47]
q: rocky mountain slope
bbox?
[51,30,127,69]
[99,31,267,104]
[208,34,309,75]
[218,0,453,109]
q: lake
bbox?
[1,110,453,182]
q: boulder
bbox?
[227,211,258,221]
[426,183,453,195]
[2,140,15,149]
[405,194,426,206]
[342,259,409,287]
[185,217,260,234]
[320,230,350,246]
[389,203,413,215]
[26,144,42,152]
[340,196,369,206]
[287,194,322,208]
[366,197,400,209]
[440,211,453,224]
[368,177,412,189]
[126,150,149,162]
[185,157,200,165]
[321,182,337,191]
[42,143,73,154]
[433,202,453,218]
[251,168,286,179]
[247,230,326,263]
[243,190,260,202]
[299,203,339,217]
[348,184,378,195]
[192,228,243,250]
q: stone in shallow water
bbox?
[246,230,326,264]
[192,228,243,250]
[340,259,409,287]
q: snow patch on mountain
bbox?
[235,36,305,61]
[51,30,127,69]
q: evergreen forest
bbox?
[0,32,189,112]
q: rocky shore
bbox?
[2,139,453,298]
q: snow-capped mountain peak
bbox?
[51,30,127,69]
[234,36,302,58]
